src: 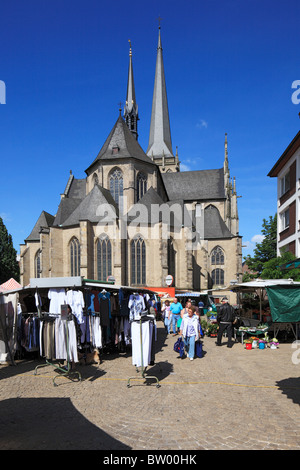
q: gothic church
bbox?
[20,28,243,301]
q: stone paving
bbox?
[1,321,300,450]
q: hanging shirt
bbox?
[98,292,111,327]
[48,288,67,314]
[66,290,85,324]
[128,294,146,321]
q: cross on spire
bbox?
[157,15,163,29]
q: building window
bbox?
[35,250,41,278]
[93,173,99,186]
[280,171,290,197]
[97,235,112,281]
[109,168,123,208]
[281,208,290,230]
[211,246,224,265]
[70,237,80,277]
[131,235,146,285]
[212,268,224,286]
[136,172,147,202]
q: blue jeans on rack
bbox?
[183,335,196,359]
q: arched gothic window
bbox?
[35,250,41,278]
[97,235,112,281]
[109,168,123,208]
[93,173,99,186]
[136,172,147,202]
[70,237,81,277]
[211,268,224,286]
[211,246,225,265]
[131,235,146,285]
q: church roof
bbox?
[162,168,225,201]
[25,211,55,241]
[60,184,119,227]
[85,115,156,174]
[127,186,189,227]
[52,177,86,227]
[204,205,233,238]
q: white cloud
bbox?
[242,235,265,256]
[196,119,208,129]
[180,163,191,172]
[251,234,265,244]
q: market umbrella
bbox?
[0,278,22,292]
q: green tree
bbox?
[244,214,277,276]
[260,251,300,281]
[0,217,20,284]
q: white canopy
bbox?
[230,279,300,320]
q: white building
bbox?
[268,130,300,256]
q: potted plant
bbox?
[244,339,253,350]
[270,338,279,349]
[207,322,219,337]
[259,339,266,349]
[250,336,260,348]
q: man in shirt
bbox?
[170,298,183,336]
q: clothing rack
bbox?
[34,314,81,387]
[127,315,160,388]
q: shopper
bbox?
[181,301,192,317]
[162,300,172,334]
[170,298,183,336]
[216,297,235,348]
[180,305,199,360]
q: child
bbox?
[180,305,200,361]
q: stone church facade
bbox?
[20,28,243,300]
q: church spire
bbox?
[124,40,139,140]
[147,25,174,161]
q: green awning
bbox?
[266,285,300,322]
[279,258,300,270]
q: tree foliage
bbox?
[0,217,20,284]
[243,213,300,281]
[261,251,300,281]
[244,214,277,276]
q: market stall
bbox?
[175,291,215,314]
[266,284,300,340]
[231,279,300,321]
[0,277,159,385]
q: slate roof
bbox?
[204,204,233,239]
[85,115,156,174]
[162,168,225,202]
[52,177,86,227]
[25,211,55,241]
[127,187,191,228]
[60,184,119,227]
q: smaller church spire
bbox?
[224,133,229,173]
[124,39,139,140]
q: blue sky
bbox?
[0,0,299,259]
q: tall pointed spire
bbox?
[147,25,174,163]
[124,40,139,140]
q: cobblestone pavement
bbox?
[1,321,300,451]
